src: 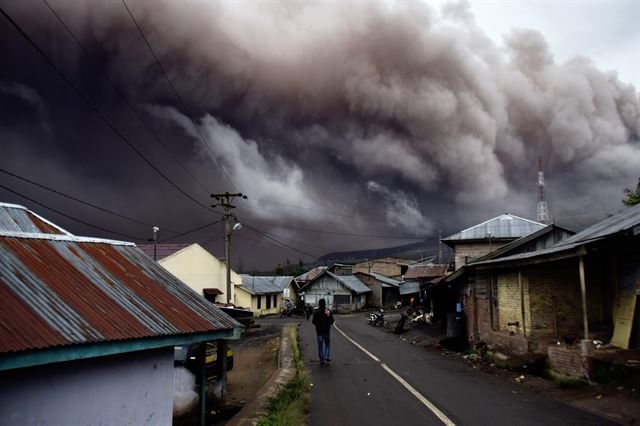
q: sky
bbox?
[0,0,638,271]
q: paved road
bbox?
[296,313,613,426]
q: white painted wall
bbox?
[0,348,174,426]
[159,243,241,304]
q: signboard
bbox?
[610,295,637,349]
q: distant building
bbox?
[354,272,401,308]
[138,242,242,305]
[298,270,371,313]
[0,203,240,425]
[352,257,413,280]
[442,214,546,270]
[236,275,297,316]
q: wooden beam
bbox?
[579,256,589,340]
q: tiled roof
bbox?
[442,214,545,243]
[404,265,448,279]
[136,243,192,261]
[0,204,239,356]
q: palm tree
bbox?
[622,178,640,206]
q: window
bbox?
[266,295,271,309]
[257,296,261,309]
[273,295,278,308]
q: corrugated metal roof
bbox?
[399,280,420,295]
[473,205,640,267]
[369,272,401,287]
[295,267,326,282]
[404,265,448,279]
[0,207,240,355]
[0,203,69,235]
[238,275,282,295]
[270,276,295,291]
[442,214,545,242]
[136,243,192,261]
[329,272,371,294]
[556,204,640,247]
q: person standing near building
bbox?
[312,298,334,364]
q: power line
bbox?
[0,5,219,216]
[234,232,313,261]
[159,219,224,243]
[240,216,426,240]
[0,183,146,241]
[121,0,238,192]
[0,168,180,234]
[40,0,212,196]
[243,224,318,259]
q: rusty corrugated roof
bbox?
[0,202,69,235]
[0,206,239,355]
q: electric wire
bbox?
[40,0,212,196]
[121,0,238,192]
[0,183,146,241]
[234,233,312,261]
[0,5,220,216]
[158,218,224,243]
[0,168,180,234]
[242,224,318,258]
[239,216,426,240]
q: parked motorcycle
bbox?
[367,309,385,327]
[409,311,433,326]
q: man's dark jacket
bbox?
[312,308,334,335]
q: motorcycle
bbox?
[409,310,433,326]
[367,309,385,327]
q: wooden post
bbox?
[217,340,228,406]
[199,341,207,426]
[519,270,526,337]
[579,256,589,340]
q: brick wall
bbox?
[497,272,531,336]
[548,346,584,377]
[526,262,582,339]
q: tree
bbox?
[622,178,640,206]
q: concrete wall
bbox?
[0,348,174,426]
[353,260,403,280]
[354,273,382,307]
[159,244,241,304]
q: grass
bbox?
[257,324,310,426]
[545,368,588,388]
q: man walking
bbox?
[312,298,334,364]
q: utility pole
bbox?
[211,192,247,305]
[152,227,159,261]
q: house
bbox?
[326,262,354,276]
[295,266,326,288]
[0,203,241,425]
[453,207,640,376]
[271,276,300,306]
[354,272,401,308]
[404,264,450,312]
[138,243,242,305]
[442,214,547,270]
[236,275,295,316]
[446,223,576,348]
[352,257,413,280]
[298,270,371,313]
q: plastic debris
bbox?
[596,395,603,400]
[367,392,371,396]
[515,375,525,383]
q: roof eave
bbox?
[0,327,241,372]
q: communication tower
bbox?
[537,157,549,224]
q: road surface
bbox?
[297,313,613,426]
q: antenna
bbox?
[537,157,549,224]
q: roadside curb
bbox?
[226,324,296,426]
